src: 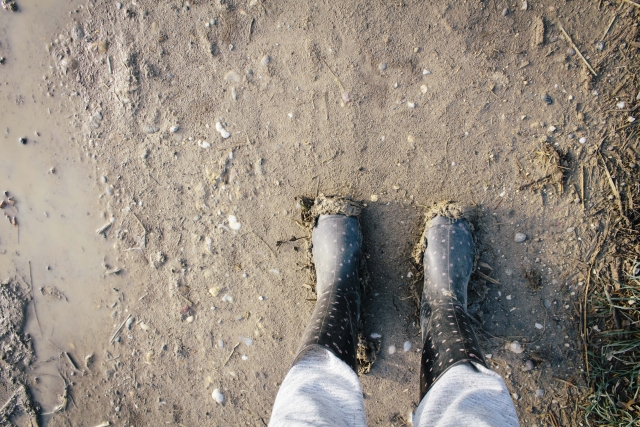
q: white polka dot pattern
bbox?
[293,214,362,371]
[419,216,488,398]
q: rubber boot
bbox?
[419,215,487,398]
[293,214,362,371]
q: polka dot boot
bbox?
[293,214,362,371]
[419,215,487,398]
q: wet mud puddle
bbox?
[0,0,121,421]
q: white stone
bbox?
[535,323,544,329]
[388,345,396,355]
[215,122,231,139]
[507,341,524,354]
[515,232,527,243]
[212,389,224,403]
[403,341,412,352]
[579,137,587,144]
[228,215,241,230]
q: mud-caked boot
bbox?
[419,214,487,398]
[293,214,362,370]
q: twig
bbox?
[611,74,630,97]
[324,91,329,121]
[581,166,585,211]
[63,352,82,374]
[222,343,240,367]
[559,23,597,77]
[244,230,276,257]
[319,58,346,95]
[28,261,43,337]
[109,314,131,344]
[553,376,584,389]
[107,56,112,74]
[518,174,552,191]
[598,151,627,222]
[602,14,617,41]
[248,17,255,42]
[475,270,500,285]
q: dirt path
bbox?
[2,0,638,425]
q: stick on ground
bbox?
[559,23,597,77]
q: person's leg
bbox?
[415,208,519,426]
[413,362,519,427]
[269,347,366,427]
[269,211,366,427]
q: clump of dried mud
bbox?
[0,279,37,425]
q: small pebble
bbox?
[616,101,626,109]
[541,94,553,105]
[420,85,428,94]
[215,122,231,139]
[378,62,387,71]
[507,341,524,354]
[126,317,135,330]
[535,389,545,398]
[170,125,179,133]
[535,323,543,329]
[502,7,509,16]
[221,294,234,303]
[403,341,411,352]
[239,337,253,346]
[224,70,241,83]
[523,360,534,372]
[212,389,224,403]
[370,333,382,339]
[422,69,431,75]
[116,2,122,9]
[218,340,224,349]
[567,47,576,56]
[19,137,27,145]
[185,316,194,323]
[595,41,605,51]
[514,232,527,243]
[407,102,416,108]
[260,55,271,66]
[579,137,587,144]
[241,355,248,361]
[388,345,396,355]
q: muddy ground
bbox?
[1,0,639,425]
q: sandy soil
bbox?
[2,0,639,425]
